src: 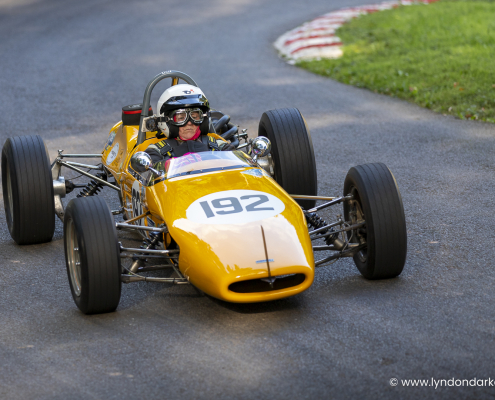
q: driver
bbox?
[145,84,233,164]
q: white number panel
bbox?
[186,190,285,225]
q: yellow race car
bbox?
[1,71,407,314]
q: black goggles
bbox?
[167,108,205,126]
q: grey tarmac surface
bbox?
[0,0,494,399]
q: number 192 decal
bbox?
[186,190,285,224]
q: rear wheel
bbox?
[64,196,122,314]
[1,135,55,245]
[343,163,407,279]
[258,108,317,210]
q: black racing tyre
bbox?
[343,163,407,280]
[1,135,55,245]
[258,108,317,210]
[64,196,122,314]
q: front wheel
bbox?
[343,163,407,279]
[64,196,122,314]
[1,135,55,244]
[258,108,317,210]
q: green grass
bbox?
[298,0,495,122]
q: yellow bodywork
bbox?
[101,122,315,303]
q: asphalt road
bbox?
[1,0,494,399]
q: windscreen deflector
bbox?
[157,151,256,180]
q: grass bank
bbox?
[298,0,495,122]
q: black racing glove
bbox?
[145,147,165,164]
[219,142,236,151]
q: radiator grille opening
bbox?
[228,274,306,293]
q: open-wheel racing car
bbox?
[1,71,407,314]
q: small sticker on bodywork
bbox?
[141,185,146,203]
[106,142,120,164]
[241,169,264,178]
[105,131,116,150]
[256,259,274,264]
[131,181,145,225]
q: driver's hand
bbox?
[219,142,236,151]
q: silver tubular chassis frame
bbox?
[53,71,368,288]
[52,150,191,285]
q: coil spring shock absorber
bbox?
[141,232,161,251]
[129,232,162,273]
[306,212,340,247]
[77,173,106,198]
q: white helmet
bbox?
[156,84,210,138]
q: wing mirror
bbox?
[251,136,271,162]
[130,152,162,176]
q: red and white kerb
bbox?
[274,0,440,64]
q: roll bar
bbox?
[136,71,198,145]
